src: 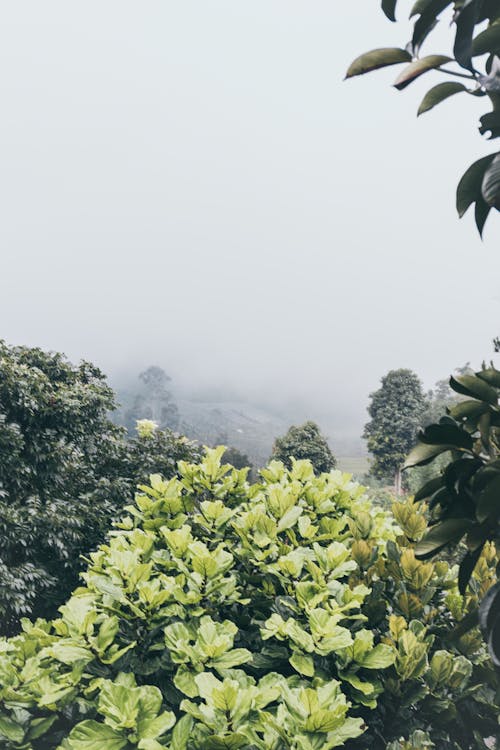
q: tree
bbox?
[346,1,500,235]
[0,449,497,749]
[364,369,427,494]
[125,366,179,432]
[271,420,336,473]
[0,342,199,634]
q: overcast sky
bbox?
[1,1,499,444]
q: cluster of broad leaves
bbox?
[346,1,500,235]
[0,341,200,634]
[0,449,498,749]
[406,362,500,668]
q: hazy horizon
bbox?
[2,1,499,452]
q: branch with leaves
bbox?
[346,1,500,235]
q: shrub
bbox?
[271,421,336,474]
[0,449,497,749]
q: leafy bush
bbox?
[0,449,497,749]
[0,341,200,633]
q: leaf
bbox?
[458,546,483,594]
[394,55,452,90]
[411,0,453,54]
[345,48,412,79]
[456,154,495,217]
[454,0,479,70]
[450,374,498,404]
[479,581,500,638]
[448,399,489,420]
[289,651,315,677]
[415,518,472,557]
[417,82,467,115]
[64,721,127,750]
[357,643,395,669]
[413,475,444,502]
[475,197,491,236]
[0,716,25,743]
[477,367,500,388]
[381,0,397,21]
[481,152,500,208]
[171,716,194,750]
[404,442,451,469]
[476,473,500,521]
[419,423,473,450]
[472,23,500,56]
[45,641,93,665]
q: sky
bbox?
[1,1,499,446]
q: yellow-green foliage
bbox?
[0,449,498,749]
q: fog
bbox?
[1,1,499,452]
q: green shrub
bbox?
[0,449,498,749]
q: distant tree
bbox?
[125,365,179,432]
[363,369,428,494]
[0,343,199,634]
[271,421,336,474]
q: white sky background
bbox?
[1,1,499,445]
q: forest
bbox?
[2,1,500,749]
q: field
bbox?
[336,455,369,478]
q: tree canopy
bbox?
[271,421,336,474]
[0,342,199,634]
[346,1,500,235]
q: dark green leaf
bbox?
[475,196,492,236]
[454,0,479,70]
[411,1,453,54]
[381,0,397,21]
[472,23,500,56]
[456,154,495,217]
[345,48,412,79]
[450,374,498,404]
[414,475,444,502]
[419,423,474,451]
[458,546,483,594]
[478,579,500,640]
[476,474,500,522]
[415,518,472,557]
[481,152,500,208]
[417,82,467,115]
[448,399,489,420]
[394,55,452,90]
[410,0,452,16]
[477,367,500,388]
[404,442,452,469]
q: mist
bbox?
[2,0,499,456]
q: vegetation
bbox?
[364,370,427,494]
[346,1,500,235]
[0,342,199,635]
[0,448,497,749]
[406,361,500,667]
[271,421,336,474]
[124,367,180,434]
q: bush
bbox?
[0,449,497,749]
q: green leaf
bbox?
[448,399,489,420]
[65,721,127,750]
[381,0,397,21]
[472,23,500,56]
[415,518,472,557]
[477,367,500,388]
[0,716,25,743]
[357,643,395,669]
[171,716,194,750]
[45,641,93,665]
[289,651,315,677]
[413,475,444,502]
[481,152,500,209]
[450,374,498,404]
[456,154,495,217]
[419,423,473,450]
[404,442,451,469]
[476,473,500,522]
[394,55,451,90]
[345,48,412,79]
[417,82,467,115]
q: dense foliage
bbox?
[364,370,427,494]
[0,448,497,749]
[271,421,336,474]
[0,342,199,634]
[406,361,500,667]
[346,1,500,235]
